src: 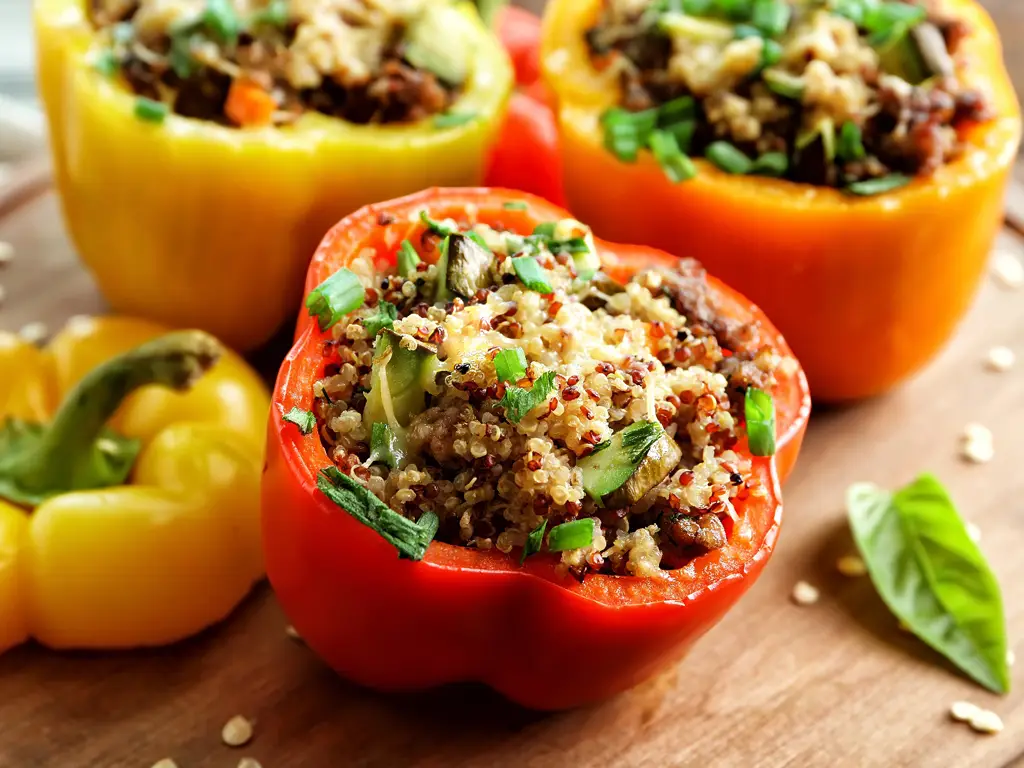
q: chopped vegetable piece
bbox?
[837,121,867,162]
[252,0,289,27]
[317,467,437,560]
[363,301,398,337]
[657,96,696,126]
[306,268,365,331]
[134,98,169,124]
[532,222,557,238]
[547,519,596,552]
[744,387,776,456]
[705,142,753,175]
[283,407,316,435]
[363,330,438,430]
[419,211,457,237]
[434,112,477,129]
[658,13,735,43]
[93,49,119,77]
[503,201,528,210]
[752,0,790,37]
[397,240,421,278]
[367,422,404,470]
[203,0,241,45]
[797,118,836,163]
[404,4,471,84]
[511,256,554,293]
[845,174,912,196]
[578,421,682,507]
[863,1,927,37]
[446,234,494,298]
[494,348,527,384]
[751,152,788,178]
[520,520,548,564]
[648,130,697,183]
[717,0,754,21]
[847,475,1009,693]
[499,370,557,423]
[910,22,955,78]
[225,78,277,128]
[763,68,804,100]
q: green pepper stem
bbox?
[14,331,222,494]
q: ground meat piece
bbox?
[120,52,162,100]
[661,512,727,551]
[173,68,232,122]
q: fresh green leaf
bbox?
[305,268,365,331]
[434,112,477,129]
[744,387,775,456]
[847,475,1009,693]
[862,1,926,36]
[397,240,421,278]
[520,519,548,564]
[494,348,527,384]
[203,0,241,44]
[500,370,557,423]
[419,210,457,237]
[837,120,867,162]
[134,97,169,124]
[503,201,528,210]
[318,466,437,560]
[648,129,697,183]
[367,422,404,470]
[763,68,805,99]
[363,301,398,337]
[511,257,554,294]
[283,407,316,435]
[759,38,783,69]
[752,0,790,36]
[620,420,664,464]
[845,174,912,196]
[829,0,867,25]
[548,518,596,552]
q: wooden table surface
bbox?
[2,4,1024,767]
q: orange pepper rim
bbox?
[274,187,803,607]
[541,0,1021,207]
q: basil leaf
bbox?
[367,422,404,470]
[499,371,557,423]
[847,474,1009,694]
[363,301,398,337]
[317,467,437,560]
[493,348,527,384]
[520,519,548,564]
[283,407,316,435]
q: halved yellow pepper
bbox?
[541,0,1021,401]
[35,1,514,351]
[0,317,268,652]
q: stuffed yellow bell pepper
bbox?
[35,0,514,351]
[0,317,268,652]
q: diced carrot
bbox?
[225,78,277,128]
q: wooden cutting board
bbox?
[3,51,1024,768]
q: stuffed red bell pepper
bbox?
[262,188,809,710]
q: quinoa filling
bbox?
[587,0,991,193]
[311,208,788,578]
[88,0,469,126]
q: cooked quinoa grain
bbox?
[588,0,991,192]
[313,210,783,577]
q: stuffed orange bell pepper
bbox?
[541,0,1021,402]
[263,187,809,709]
[35,0,513,351]
[0,317,268,652]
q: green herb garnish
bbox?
[751,151,788,178]
[648,129,697,183]
[318,467,437,560]
[657,95,696,126]
[520,520,548,564]
[434,112,477,129]
[503,201,528,211]
[751,0,790,36]
[499,370,557,423]
[847,474,1009,693]
[744,387,776,456]
[511,257,555,294]
[363,301,398,337]
[419,210,457,237]
[845,173,911,196]
[705,141,753,175]
[862,1,926,37]
[367,422,404,470]
[283,407,316,435]
[620,420,665,464]
[168,32,197,79]
[203,0,241,44]
[837,121,867,162]
[134,98,169,124]
[548,519,596,552]
[305,267,365,331]
[494,348,527,384]
[397,240,421,278]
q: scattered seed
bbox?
[791,580,819,606]
[985,346,1015,372]
[968,708,1004,734]
[17,322,48,345]
[966,522,982,543]
[992,250,1023,289]
[285,624,302,641]
[238,759,263,768]
[0,241,12,266]
[222,715,254,748]
[961,423,994,464]
[950,700,980,722]
[836,554,867,577]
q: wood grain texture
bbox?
[1,2,1023,766]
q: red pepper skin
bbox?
[484,91,566,207]
[496,5,542,86]
[265,188,809,710]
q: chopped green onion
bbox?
[665,120,697,154]
[111,22,134,44]
[829,0,866,26]
[503,201,528,210]
[716,0,754,22]
[466,230,490,251]
[305,267,365,331]
[863,2,927,36]
[532,222,557,238]
[419,210,457,237]
[134,97,169,124]
[433,112,477,129]
[797,118,836,163]
[759,38,783,69]
[845,173,912,196]
[93,49,119,77]
[203,0,241,44]
[520,520,548,564]
[494,348,527,384]
[734,23,762,39]
[682,0,714,13]
[705,141,753,174]
[499,370,557,423]
[367,422,404,470]
[763,68,805,100]
[168,32,196,79]
[283,407,316,435]
[657,96,696,126]
[752,0,791,37]
[363,300,397,337]
[837,120,867,162]
[252,0,289,27]
[548,519,596,552]
[648,130,697,183]
[511,256,554,294]
[750,151,788,177]
[601,108,658,163]
[397,240,421,278]
[744,387,776,456]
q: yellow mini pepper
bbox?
[35,0,513,351]
[0,316,269,652]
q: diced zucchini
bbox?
[578,421,683,508]
[446,233,494,298]
[363,330,439,432]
